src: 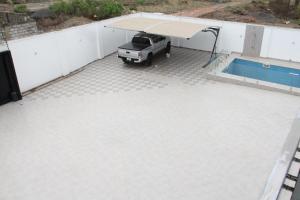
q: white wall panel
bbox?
[261,27,300,62]
[99,25,126,57]
[217,22,246,53]
[8,33,63,92]
[56,23,99,74]
[260,27,272,58]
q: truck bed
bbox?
[119,42,150,51]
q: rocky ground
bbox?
[0,0,299,41]
[201,0,300,28]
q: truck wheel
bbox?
[165,42,171,54]
[145,53,153,66]
[122,58,129,64]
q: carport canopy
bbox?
[108,17,208,39]
[107,17,221,67]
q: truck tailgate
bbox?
[118,49,140,59]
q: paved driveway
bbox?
[24,48,210,101]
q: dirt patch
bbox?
[133,0,213,14]
[201,1,300,28]
[173,1,241,17]
[37,16,92,31]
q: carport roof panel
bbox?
[109,17,208,39]
[109,18,167,32]
[146,21,207,39]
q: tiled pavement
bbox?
[24,47,211,101]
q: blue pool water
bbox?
[223,58,300,88]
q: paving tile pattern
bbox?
[144,47,211,85]
[25,48,211,101]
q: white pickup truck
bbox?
[118,33,171,66]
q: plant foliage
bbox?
[14,4,27,13]
[49,0,124,19]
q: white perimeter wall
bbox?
[261,27,300,62]
[4,12,300,92]
[8,14,139,92]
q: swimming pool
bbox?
[223,58,300,88]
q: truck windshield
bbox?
[132,37,150,45]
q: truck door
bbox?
[152,37,160,54]
[157,36,166,52]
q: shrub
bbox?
[293,18,300,25]
[14,4,27,13]
[135,0,145,4]
[69,0,91,16]
[96,0,124,19]
[49,0,123,19]
[50,0,95,17]
[226,5,247,15]
[49,1,72,15]
[85,0,98,14]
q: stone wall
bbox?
[0,12,42,40]
[0,12,33,25]
[5,21,42,40]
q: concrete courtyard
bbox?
[0,48,300,200]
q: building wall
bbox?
[260,26,300,62]
[8,23,99,92]
[55,23,99,75]
[7,15,137,92]
[3,13,300,93]
[8,32,63,92]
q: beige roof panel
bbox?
[109,17,208,39]
[146,21,207,39]
[109,17,167,32]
